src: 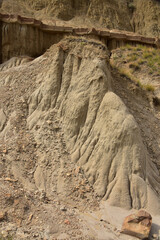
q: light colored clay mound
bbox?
[0,56,33,71]
[27,38,160,211]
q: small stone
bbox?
[33,233,39,237]
[14,199,20,205]
[60,206,67,211]
[28,213,33,222]
[46,120,52,125]
[152,234,158,239]
[0,212,6,221]
[121,209,152,239]
[64,219,70,225]
[1,230,8,238]
[116,232,120,237]
[66,173,71,177]
[4,177,17,182]
[3,149,7,154]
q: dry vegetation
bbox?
[110,44,160,93]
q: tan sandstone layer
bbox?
[0,13,159,63]
[1,0,160,38]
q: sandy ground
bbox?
[77,202,160,240]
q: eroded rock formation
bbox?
[25,38,160,210]
[0,18,68,62]
[0,37,160,212]
[1,0,160,38]
[0,14,157,63]
[132,0,160,37]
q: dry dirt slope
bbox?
[0,38,160,239]
[1,36,160,208]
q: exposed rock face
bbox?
[24,0,90,20]
[87,0,132,30]
[1,0,160,37]
[1,21,66,62]
[121,210,152,239]
[0,14,157,63]
[25,38,160,210]
[132,0,160,37]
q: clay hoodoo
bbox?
[0,21,160,240]
[26,38,160,210]
[0,37,159,211]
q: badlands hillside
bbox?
[0,0,160,240]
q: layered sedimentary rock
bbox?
[1,21,67,62]
[1,0,160,38]
[0,0,132,29]
[0,14,157,63]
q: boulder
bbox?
[121,210,152,239]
